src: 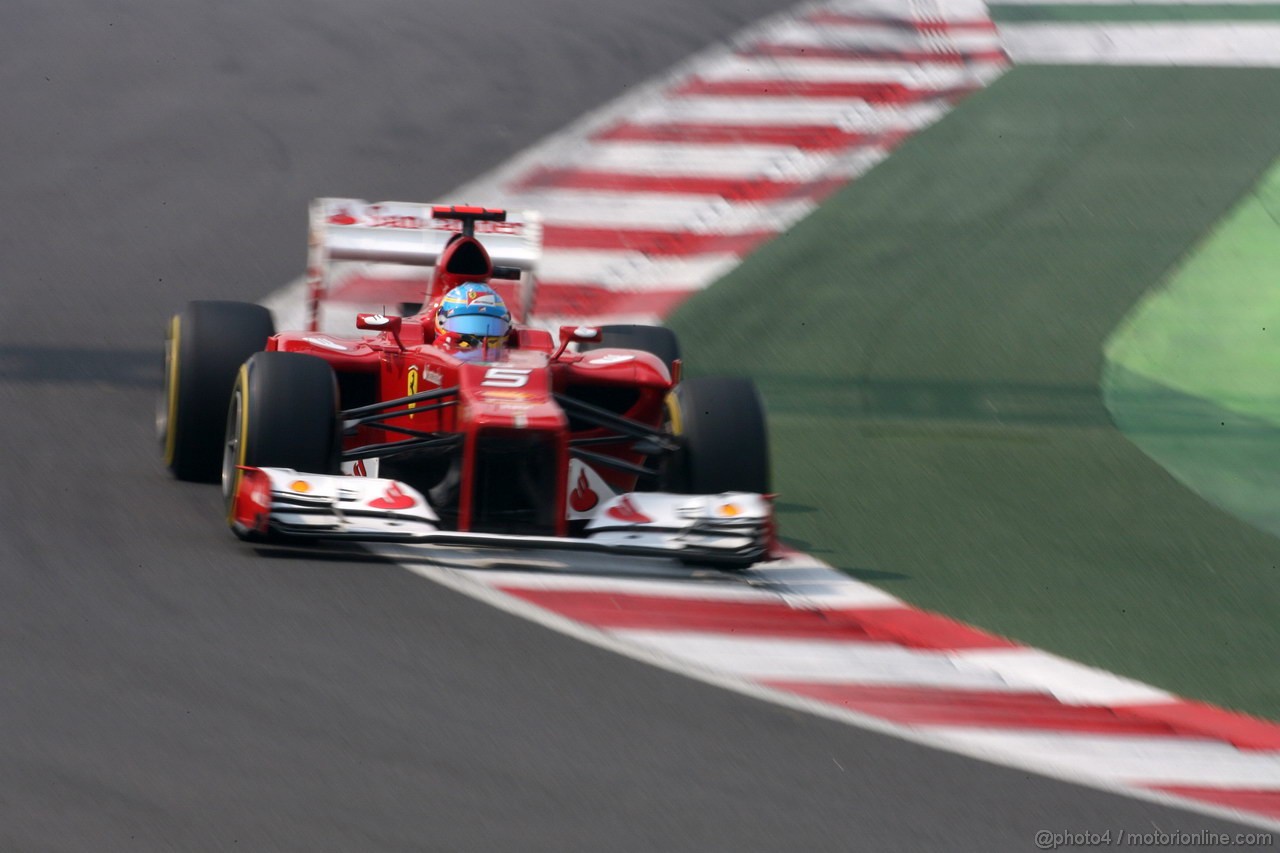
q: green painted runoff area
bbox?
[1105,161,1280,547]
[989,4,1280,23]
[670,67,1280,719]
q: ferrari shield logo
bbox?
[407,366,419,414]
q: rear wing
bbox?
[306,198,542,331]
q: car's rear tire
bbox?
[580,324,681,374]
[222,352,340,529]
[669,376,770,495]
[159,300,274,482]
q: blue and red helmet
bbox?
[434,282,505,332]
[435,283,511,361]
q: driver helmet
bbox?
[435,281,498,335]
[436,283,511,362]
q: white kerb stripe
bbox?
[696,55,1002,89]
[932,729,1280,787]
[756,20,1004,53]
[500,190,815,233]
[540,251,742,290]
[626,97,953,131]
[829,146,893,180]
[823,0,996,20]
[958,649,1176,706]
[614,630,1031,689]
[549,141,840,181]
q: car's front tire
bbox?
[159,300,274,482]
[668,376,771,495]
[222,352,340,531]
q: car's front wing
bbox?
[231,467,775,568]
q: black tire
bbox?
[159,300,275,482]
[580,324,681,374]
[222,352,340,525]
[670,376,770,495]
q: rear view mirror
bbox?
[356,313,404,350]
[356,313,402,334]
[551,324,603,361]
[561,325,602,344]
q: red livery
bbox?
[158,199,774,568]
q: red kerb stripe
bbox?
[542,225,776,256]
[498,588,883,638]
[766,681,1280,747]
[764,682,1188,736]
[846,606,1020,650]
[1120,700,1280,750]
[673,78,973,102]
[496,588,1017,648]
[740,44,1008,64]
[593,121,881,150]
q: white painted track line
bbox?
[934,729,1280,787]
[999,23,1280,67]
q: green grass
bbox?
[670,66,1280,718]
[1107,160,1280,425]
[1104,158,1280,541]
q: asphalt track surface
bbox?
[0,2,1261,850]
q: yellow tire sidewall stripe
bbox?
[665,390,683,436]
[162,315,180,466]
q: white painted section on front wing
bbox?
[932,729,1280,787]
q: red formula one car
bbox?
[158,199,774,568]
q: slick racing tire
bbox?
[580,324,681,375]
[222,352,340,533]
[670,376,770,495]
[159,300,275,482]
